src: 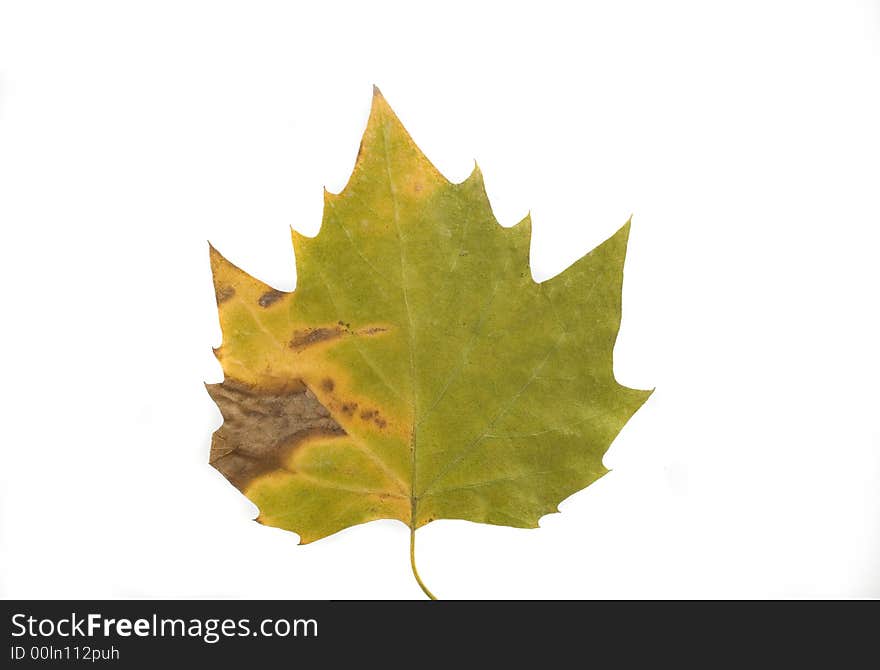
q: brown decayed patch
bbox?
[321,378,335,392]
[360,409,376,420]
[206,379,345,490]
[340,401,358,416]
[215,285,235,303]
[287,324,390,353]
[258,289,285,308]
[289,326,345,351]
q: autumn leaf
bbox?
[207,87,651,598]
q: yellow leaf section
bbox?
[210,243,414,542]
[249,435,409,545]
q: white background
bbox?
[1,1,878,599]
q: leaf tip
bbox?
[460,159,485,191]
[368,84,393,121]
[290,225,312,249]
[208,243,232,282]
[599,217,633,259]
[511,208,533,239]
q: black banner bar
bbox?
[2,600,875,666]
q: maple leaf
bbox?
[207,87,652,598]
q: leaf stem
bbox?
[409,526,437,600]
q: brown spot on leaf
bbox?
[340,402,358,416]
[206,379,345,490]
[357,407,386,429]
[321,378,335,392]
[289,326,345,351]
[288,324,390,352]
[215,285,235,303]
[258,289,285,308]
